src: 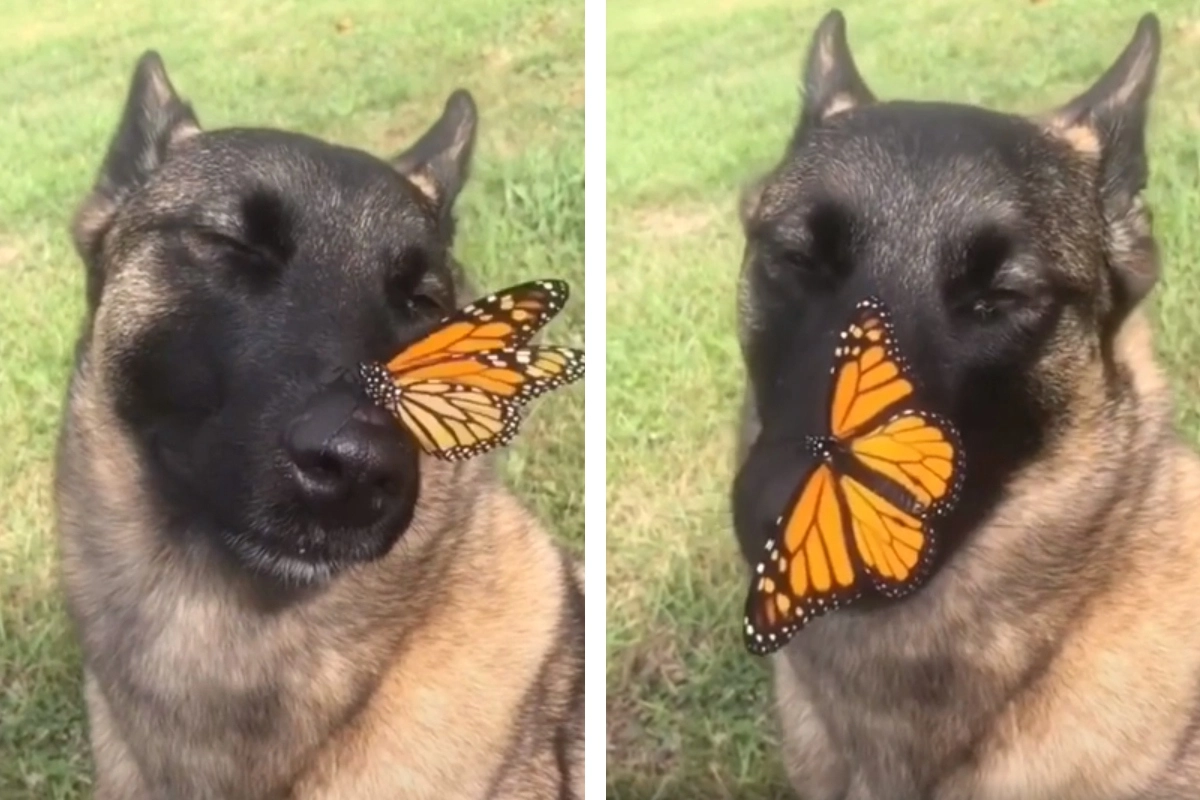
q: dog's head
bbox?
[70,52,479,583]
[734,12,1161,560]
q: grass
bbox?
[605,1,1200,797]
[0,0,582,796]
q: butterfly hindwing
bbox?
[744,464,864,655]
[840,407,964,595]
[847,408,965,515]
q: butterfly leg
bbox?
[774,656,849,800]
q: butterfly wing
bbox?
[837,469,936,599]
[360,345,585,461]
[836,407,964,597]
[847,409,964,515]
[828,297,915,440]
[744,463,863,655]
[385,279,570,373]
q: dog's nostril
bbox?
[283,394,413,525]
[310,453,343,480]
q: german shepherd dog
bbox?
[733,11,1200,799]
[55,52,583,799]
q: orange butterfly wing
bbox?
[385,279,569,372]
[359,279,582,461]
[826,298,964,594]
[847,409,962,514]
[827,297,915,440]
[743,464,863,655]
[359,346,584,461]
[743,297,965,655]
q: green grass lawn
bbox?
[605,1,1200,797]
[0,1,582,796]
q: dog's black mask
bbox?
[732,12,1160,570]
[76,53,480,583]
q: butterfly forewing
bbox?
[385,279,570,373]
[828,298,915,440]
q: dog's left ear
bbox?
[392,90,478,214]
[796,10,875,133]
[73,51,200,310]
[1046,14,1161,316]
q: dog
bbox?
[732,10,1200,799]
[54,51,583,800]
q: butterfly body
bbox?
[804,431,929,522]
[359,280,584,461]
[743,297,965,656]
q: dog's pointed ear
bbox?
[799,10,875,129]
[392,90,478,214]
[1045,14,1161,314]
[73,51,200,306]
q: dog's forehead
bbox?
[151,129,436,235]
[757,102,1048,225]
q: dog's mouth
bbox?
[140,402,419,583]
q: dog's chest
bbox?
[98,591,384,798]
[786,625,1006,798]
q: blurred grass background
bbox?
[605,1,1200,797]
[0,0,582,795]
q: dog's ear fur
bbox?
[1046,14,1161,320]
[797,10,875,132]
[73,51,200,309]
[392,90,478,216]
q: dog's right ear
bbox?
[796,10,875,134]
[73,51,200,309]
[1044,14,1161,323]
[392,90,478,217]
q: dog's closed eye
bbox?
[761,203,854,290]
[189,228,284,289]
[385,246,444,317]
[945,225,1039,322]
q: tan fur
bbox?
[1048,121,1102,158]
[822,92,858,120]
[56,68,582,795]
[939,313,1200,798]
[58,364,583,799]
[734,13,1194,797]
[758,304,1200,799]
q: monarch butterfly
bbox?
[743,296,965,656]
[358,279,584,461]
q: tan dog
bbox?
[733,11,1200,798]
[56,52,583,800]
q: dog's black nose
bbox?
[282,391,411,528]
